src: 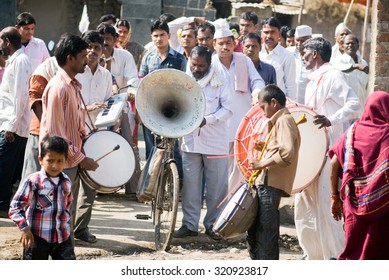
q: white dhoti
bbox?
[294,159,345,259]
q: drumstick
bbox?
[95,145,120,162]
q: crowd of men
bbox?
[0,10,371,260]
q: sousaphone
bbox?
[136,69,206,138]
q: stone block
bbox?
[185,8,204,17]
[188,0,199,8]
[129,18,155,46]
[123,4,161,18]
[163,6,186,17]
[164,0,187,8]
[0,0,16,29]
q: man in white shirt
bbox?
[211,28,265,191]
[73,30,113,243]
[333,34,368,117]
[330,22,351,63]
[15,12,50,71]
[287,25,312,104]
[174,46,232,239]
[0,27,32,217]
[97,23,141,194]
[260,17,297,102]
[295,37,360,260]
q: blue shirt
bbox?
[139,47,187,77]
[255,60,277,86]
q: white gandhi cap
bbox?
[295,25,312,38]
[214,28,234,39]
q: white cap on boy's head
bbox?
[214,28,234,39]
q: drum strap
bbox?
[77,90,97,133]
[248,126,274,187]
[248,113,307,187]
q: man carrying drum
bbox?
[248,84,301,260]
[39,34,99,245]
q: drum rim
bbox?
[80,129,135,193]
[213,183,258,238]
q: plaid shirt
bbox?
[139,46,187,77]
[9,169,72,244]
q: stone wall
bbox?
[0,0,16,29]
[122,0,215,46]
[368,0,389,93]
[121,0,162,46]
[163,0,210,18]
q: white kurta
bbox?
[0,49,32,138]
[332,53,368,117]
[76,65,113,131]
[182,67,233,155]
[111,48,139,90]
[212,53,265,191]
[287,46,311,105]
[21,36,50,72]
[294,63,360,260]
[260,43,297,101]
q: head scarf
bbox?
[329,91,389,219]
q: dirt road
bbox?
[0,190,302,260]
[0,138,302,260]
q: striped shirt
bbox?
[9,169,72,244]
[39,67,86,169]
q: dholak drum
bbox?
[235,100,329,194]
[213,183,258,239]
[79,130,136,193]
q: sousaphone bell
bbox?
[136,69,206,138]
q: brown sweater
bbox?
[254,108,301,196]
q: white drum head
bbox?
[289,107,329,193]
[83,130,135,189]
[214,184,246,231]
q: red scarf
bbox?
[329,91,389,219]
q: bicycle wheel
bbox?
[154,161,180,251]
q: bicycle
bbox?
[151,137,180,251]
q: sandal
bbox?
[75,231,97,243]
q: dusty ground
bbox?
[0,191,302,260]
[0,139,302,261]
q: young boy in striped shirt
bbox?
[9,136,75,260]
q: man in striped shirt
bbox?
[39,34,99,243]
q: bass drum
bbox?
[79,130,136,193]
[235,100,329,194]
[213,183,258,239]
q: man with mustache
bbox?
[174,46,232,240]
[243,32,276,86]
[39,34,99,245]
[211,28,265,192]
[72,30,113,243]
[294,37,360,260]
[333,34,368,117]
[97,23,140,195]
[260,17,297,102]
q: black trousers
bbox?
[23,234,76,260]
